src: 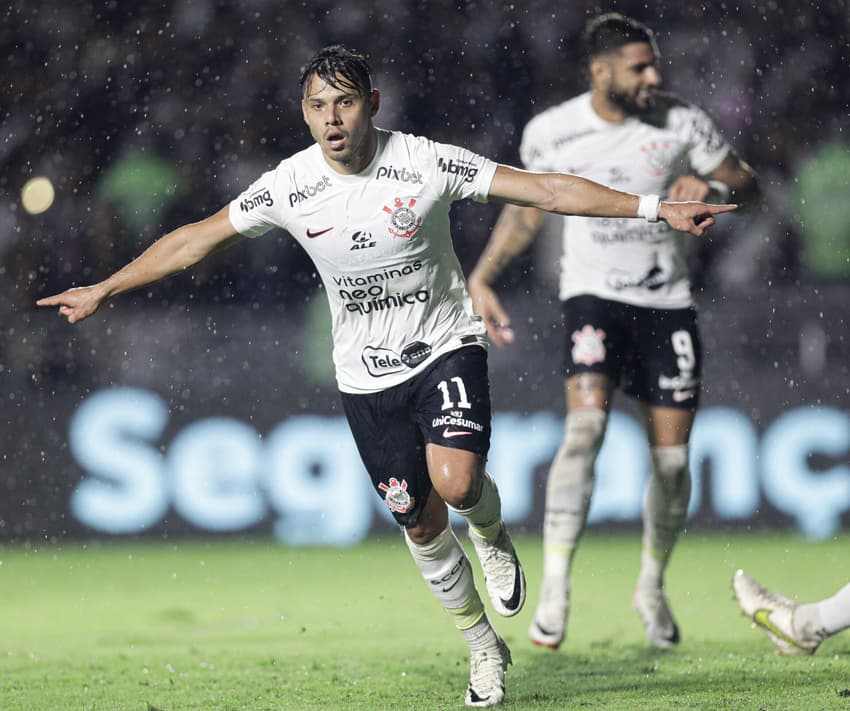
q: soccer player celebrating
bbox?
[468,14,759,652]
[38,45,734,706]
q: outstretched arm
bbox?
[468,204,544,347]
[472,164,738,347]
[487,164,737,235]
[37,206,244,323]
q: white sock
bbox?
[542,409,606,583]
[795,582,850,640]
[450,471,502,542]
[639,444,691,590]
[404,524,487,631]
[462,615,500,652]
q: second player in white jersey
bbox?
[229,129,494,393]
[520,91,730,308]
[468,14,758,657]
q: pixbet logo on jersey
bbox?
[437,156,479,182]
[376,164,424,184]
[289,175,332,207]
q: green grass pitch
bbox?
[1,532,848,710]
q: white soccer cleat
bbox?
[466,635,511,707]
[731,569,820,655]
[469,524,526,617]
[528,578,570,650]
[633,585,681,649]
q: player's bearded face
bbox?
[302,74,379,174]
[605,42,662,115]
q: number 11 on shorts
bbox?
[437,377,472,410]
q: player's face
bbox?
[302,73,380,175]
[602,41,662,115]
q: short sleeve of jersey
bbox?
[679,103,731,176]
[519,113,552,172]
[413,137,497,203]
[228,168,280,238]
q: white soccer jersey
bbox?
[228,129,495,394]
[521,91,730,308]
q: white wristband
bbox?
[637,194,661,222]
[707,179,731,202]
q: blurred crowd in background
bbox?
[2,0,849,315]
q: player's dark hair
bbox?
[299,45,373,98]
[581,13,658,62]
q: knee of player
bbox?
[435,472,482,510]
[560,408,608,458]
[650,444,690,484]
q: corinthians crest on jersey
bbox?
[383,197,423,238]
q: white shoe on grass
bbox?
[528,578,569,650]
[469,524,526,617]
[466,635,511,707]
[732,569,820,655]
[633,585,680,649]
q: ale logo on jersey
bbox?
[350,231,375,250]
[571,324,607,366]
[383,197,423,239]
[378,476,414,514]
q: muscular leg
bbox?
[530,373,611,648]
[633,403,695,647]
[404,449,486,634]
[425,443,526,618]
[637,404,694,587]
[545,374,612,578]
[404,486,491,635]
[404,444,510,626]
[405,447,515,705]
[426,444,500,539]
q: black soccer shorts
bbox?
[561,294,702,409]
[341,345,491,527]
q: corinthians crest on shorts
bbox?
[378,477,414,514]
[571,324,607,365]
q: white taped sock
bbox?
[639,444,691,589]
[795,582,850,640]
[450,471,503,542]
[404,524,486,630]
[542,409,607,582]
[462,615,500,652]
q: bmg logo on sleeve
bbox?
[437,156,479,182]
[240,188,274,212]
